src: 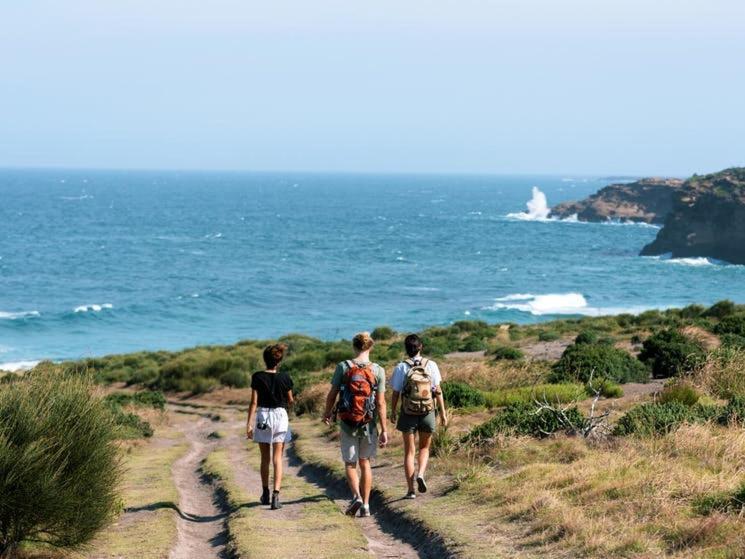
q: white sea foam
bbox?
[485,293,651,317]
[0,360,40,372]
[74,303,113,313]
[506,187,552,221]
[0,310,40,320]
[60,194,93,200]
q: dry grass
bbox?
[450,423,745,557]
[438,359,548,391]
[690,348,745,400]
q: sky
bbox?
[1,0,744,176]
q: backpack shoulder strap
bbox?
[404,358,416,368]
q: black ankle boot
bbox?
[260,487,270,505]
[271,490,282,510]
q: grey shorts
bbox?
[340,430,378,463]
[396,411,436,434]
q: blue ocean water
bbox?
[2,169,744,368]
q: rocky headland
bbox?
[641,168,745,264]
[551,177,684,223]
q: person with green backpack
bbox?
[390,334,448,499]
[322,332,388,517]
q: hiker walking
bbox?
[390,334,448,499]
[246,343,294,510]
[322,332,388,517]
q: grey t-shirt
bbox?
[331,360,386,438]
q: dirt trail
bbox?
[221,413,422,558]
[169,407,228,559]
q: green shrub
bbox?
[550,343,648,384]
[0,372,122,555]
[464,403,586,442]
[110,407,154,439]
[658,382,700,406]
[490,345,524,361]
[718,396,745,426]
[575,330,599,345]
[693,482,745,515]
[538,330,560,342]
[638,329,706,378]
[371,326,396,341]
[587,377,623,398]
[703,300,737,319]
[283,350,325,373]
[219,369,250,388]
[441,381,486,408]
[104,390,166,410]
[483,384,585,408]
[420,333,461,357]
[720,333,745,349]
[613,402,719,436]
[126,366,159,386]
[714,313,745,338]
[458,334,488,352]
[679,304,706,319]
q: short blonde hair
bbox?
[352,331,375,352]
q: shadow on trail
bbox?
[286,442,456,559]
[125,501,227,523]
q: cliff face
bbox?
[641,167,745,264]
[640,168,745,264]
[551,178,684,223]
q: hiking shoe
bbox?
[345,496,363,516]
[271,491,282,510]
[260,488,270,506]
[416,475,428,494]
[405,491,417,500]
[360,504,371,517]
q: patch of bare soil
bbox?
[519,339,572,361]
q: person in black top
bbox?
[246,343,294,509]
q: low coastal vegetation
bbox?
[4,299,745,557]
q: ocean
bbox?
[2,169,744,369]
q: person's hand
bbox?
[323,414,332,426]
[440,412,448,428]
[390,411,397,423]
[379,431,389,447]
[246,426,254,439]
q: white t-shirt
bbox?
[390,358,441,393]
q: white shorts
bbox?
[253,407,291,444]
[340,430,378,463]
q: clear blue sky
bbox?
[1,0,743,176]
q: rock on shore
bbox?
[641,168,745,264]
[551,178,684,223]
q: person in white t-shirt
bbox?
[390,334,448,499]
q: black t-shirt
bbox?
[251,370,293,408]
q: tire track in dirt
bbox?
[169,407,228,559]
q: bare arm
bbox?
[323,386,339,424]
[287,390,295,407]
[390,391,400,420]
[246,388,258,438]
[436,389,448,427]
[377,388,388,446]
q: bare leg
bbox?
[359,458,372,505]
[258,443,271,489]
[402,432,416,492]
[345,462,360,498]
[417,432,432,478]
[272,442,284,492]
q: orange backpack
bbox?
[337,361,378,427]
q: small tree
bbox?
[0,370,122,557]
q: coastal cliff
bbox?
[551,178,683,223]
[641,168,745,264]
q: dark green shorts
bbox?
[396,411,436,434]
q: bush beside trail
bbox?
[550,342,648,384]
[0,372,122,556]
[638,329,707,378]
[464,403,587,442]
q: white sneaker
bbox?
[359,504,371,517]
